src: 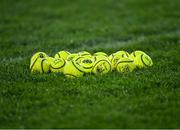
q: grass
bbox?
[0,0,180,128]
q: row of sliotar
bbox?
[30,50,153,78]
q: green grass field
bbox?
[0,0,180,128]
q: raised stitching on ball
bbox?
[30,57,39,71]
[41,59,46,73]
[72,61,84,73]
[141,54,149,67]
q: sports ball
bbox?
[63,60,84,78]
[50,58,66,73]
[130,50,146,59]
[134,53,153,68]
[74,56,94,73]
[78,51,91,57]
[116,57,136,73]
[54,50,71,60]
[93,52,108,57]
[66,53,79,61]
[92,55,112,74]
[30,58,50,74]
[30,52,48,69]
[109,51,130,70]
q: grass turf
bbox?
[0,0,180,128]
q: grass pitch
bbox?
[0,0,180,128]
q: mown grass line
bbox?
[1,29,179,64]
